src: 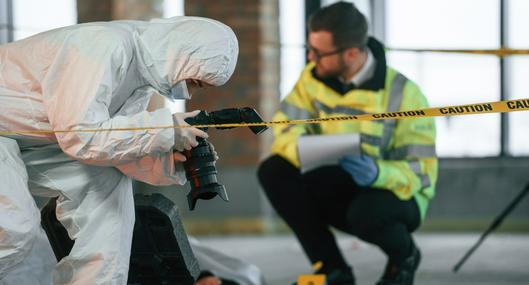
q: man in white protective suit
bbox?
[0,16,238,285]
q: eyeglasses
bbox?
[307,46,349,62]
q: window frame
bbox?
[0,0,14,43]
[372,0,526,158]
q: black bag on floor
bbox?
[41,193,200,285]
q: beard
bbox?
[314,58,348,79]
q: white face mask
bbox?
[169,80,191,100]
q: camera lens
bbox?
[183,138,228,210]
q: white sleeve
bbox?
[116,153,186,185]
[41,28,175,166]
[113,86,185,185]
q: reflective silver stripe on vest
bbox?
[313,100,366,116]
[408,160,421,173]
[360,134,382,146]
[381,73,407,158]
[419,174,431,189]
[306,123,322,134]
[408,160,431,189]
[388,145,436,160]
[281,101,312,120]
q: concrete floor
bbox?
[198,233,529,285]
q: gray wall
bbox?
[422,157,529,231]
[135,165,268,234]
[138,157,529,233]
[136,166,264,217]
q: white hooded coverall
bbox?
[0,16,238,285]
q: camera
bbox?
[183,107,268,210]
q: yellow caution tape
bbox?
[387,47,529,57]
[1,98,528,136]
[263,42,529,57]
[263,41,529,57]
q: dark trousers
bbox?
[257,155,421,272]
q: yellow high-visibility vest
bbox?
[271,61,438,220]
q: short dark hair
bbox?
[308,1,368,50]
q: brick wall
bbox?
[113,0,163,20]
[185,0,280,166]
[77,0,163,22]
[77,0,112,22]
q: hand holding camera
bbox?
[172,110,209,152]
[179,107,268,210]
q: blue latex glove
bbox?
[340,154,378,186]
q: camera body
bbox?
[183,107,268,210]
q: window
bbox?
[163,0,185,113]
[321,0,371,22]
[163,0,184,18]
[279,0,305,100]
[386,0,501,157]
[12,0,76,41]
[507,0,529,156]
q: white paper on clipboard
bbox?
[297,133,361,173]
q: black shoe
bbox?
[325,267,356,285]
[292,267,356,285]
[376,244,421,285]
